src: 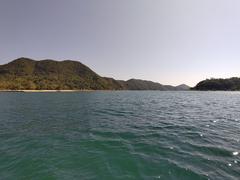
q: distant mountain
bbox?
[193,78,240,91]
[0,58,189,90]
[121,79,190,90]
[176,84,190,90]
[122,79,166,90]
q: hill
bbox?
[123,79,166,90]
[122,79,189,90]
[0,58,189,90]
[0,58,122,90]
[193,78,240,91]
[176,84,191,90]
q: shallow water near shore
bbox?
[0,91,239,180]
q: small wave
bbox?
[232,152,239,156]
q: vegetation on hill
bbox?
[0,58,122,90]
[123,79,166,90]
[193,78,240,91]
[122,79,190,90]
[0,58,189,90]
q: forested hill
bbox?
[193,78,240,91]
[0,58,189,90]
[0,58,122,90]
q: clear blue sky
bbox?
[1,0,240,86]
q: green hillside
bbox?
[0,58,123,90]
[0,58,189,90]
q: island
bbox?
[193,78,240,91]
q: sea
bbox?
[0,91,239,180]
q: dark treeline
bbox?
[193,77,240,91]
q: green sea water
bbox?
[0,91,239,180]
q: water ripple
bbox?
[0,91,240,179]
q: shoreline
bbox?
[0,89,192,93]
[0,90,238,93]
[0,90,95,93]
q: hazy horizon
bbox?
[1,0,240,86]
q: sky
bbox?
[0,0,240,86]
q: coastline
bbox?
[0,90,238,93]
[0,89,191,93]
[0,90,95,93]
